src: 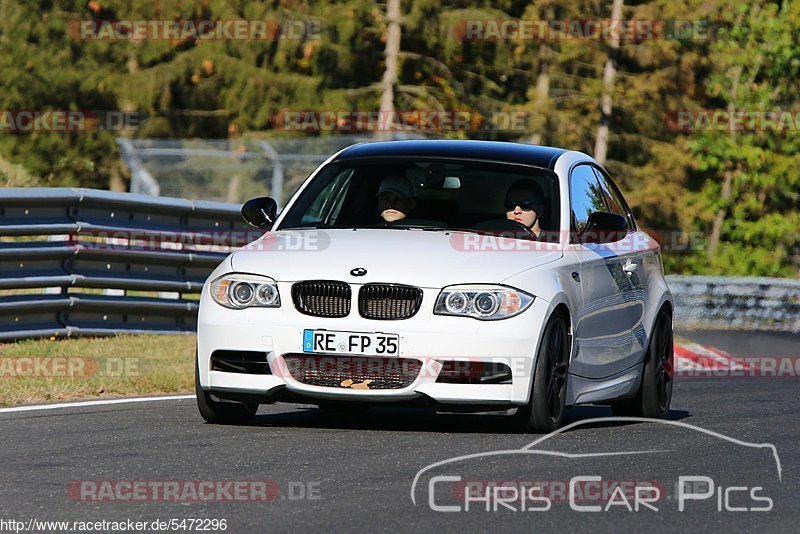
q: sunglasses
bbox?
[378,192,413,210]
[504,199,538,212]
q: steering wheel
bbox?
[508,219,536,236]
[470,218,536,237]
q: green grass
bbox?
[0,334,692,408]
[0,335,196,407]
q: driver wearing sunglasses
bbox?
[505,179,545,239]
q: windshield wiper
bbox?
[413,226,481,234]
[279,224,343,230]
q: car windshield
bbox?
[278,157,560,240]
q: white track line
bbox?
[0,343,743,413]
[0,395,195,414]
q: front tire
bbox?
[611,309,674,418]
[195,358,258,425]
[514,312,570,433]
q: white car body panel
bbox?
[230,229,564,286]
[196,142,673,412]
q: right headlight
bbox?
[210,273,281,309]
[434,284,534,320]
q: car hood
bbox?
[230,228,562,288]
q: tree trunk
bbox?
[0,154,34,186]
[707,171,732,257]
[707,68,741,258]
[594,0,623,165]
[378,0,401,140]
[226,175,241,203]
[529,45,551,145]
[708,67,742,259]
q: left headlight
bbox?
[210,273,281,309]
[434,284,534,320]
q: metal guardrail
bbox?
[1,189,797,340]
[667,275,800,333]
[0,188,261,341]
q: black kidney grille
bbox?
[358,284,423,320]
[292,280,351,318]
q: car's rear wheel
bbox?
[195,358,258,425]
[514,311,570,433]
[611,309,674,418]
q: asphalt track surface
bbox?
[0,330,797,534]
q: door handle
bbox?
[623,260,638,275]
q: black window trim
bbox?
[589,164,638,231]
[567,162,638,245]
[279,156,561,232]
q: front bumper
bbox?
[197,283,551,407]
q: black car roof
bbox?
[333,140,567,170]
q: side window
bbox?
[300,169,353,225]
[569,165,607,233]
[592,168,633,230]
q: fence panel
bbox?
[2,188,797,340]
[0,188,263,341]
[666,275,800,333]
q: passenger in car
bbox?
[504,179,546,239]
[377,175,416,224]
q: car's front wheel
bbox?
[514,311,570,433]
[195,359,258,425]
[611,309,674,418]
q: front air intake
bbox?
[282,355,422,389]
[210,350,271,375]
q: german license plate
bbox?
[302,329,399,356]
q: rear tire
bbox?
[611,309,674,418]
[195,358,258,425]
[514,311,570,433]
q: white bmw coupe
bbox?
[196,140,674,432]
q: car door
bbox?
[592,166,650,363]
[568,164,638,379]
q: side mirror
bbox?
[241,197,278,230]
[581,211,628,244]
